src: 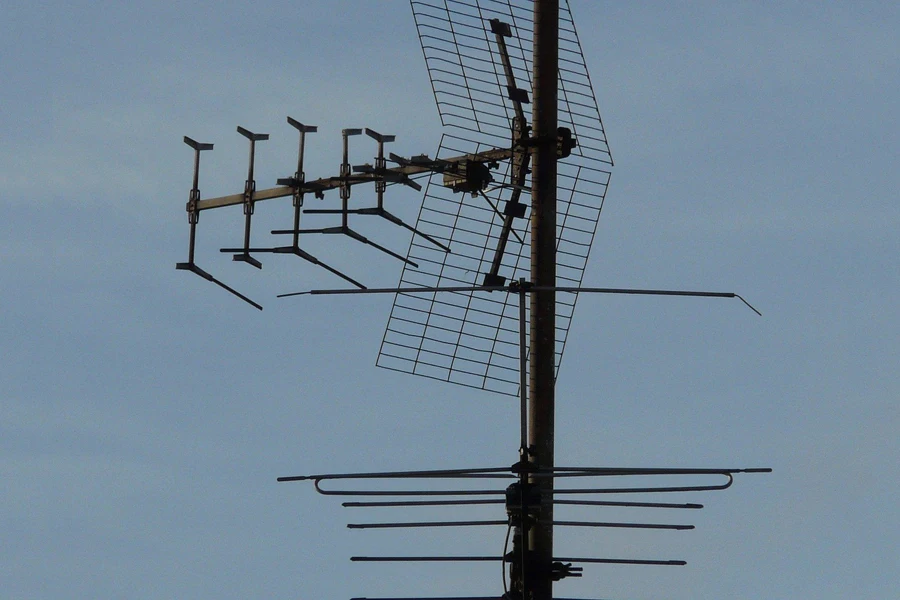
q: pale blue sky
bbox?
[1,2,898,599]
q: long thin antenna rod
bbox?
[349,556,685,566]
[277,284,761,315]
[518,278,529,450]
[340,499,704,509]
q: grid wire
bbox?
[377,0,612,396]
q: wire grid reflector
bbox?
[377,0,612,396]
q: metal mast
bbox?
[529,3,559,600]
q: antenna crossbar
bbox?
[349,556,686,567]
[277,282,761,315]
[191,147,514,212]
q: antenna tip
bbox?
[276,475,311,482]
[736,294,762,316]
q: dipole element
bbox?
[528,2,559,600]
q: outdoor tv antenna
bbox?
[174,1,768,599]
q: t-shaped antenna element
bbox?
[233,126,269,270]
[181,136,214,260]
[285,118,317,239]
[365,127,396,149]
[288,117,318,134]
[286,117,318,204]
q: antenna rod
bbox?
[528,3,559,600]
[278,283,762,315]
[518,278,528,451]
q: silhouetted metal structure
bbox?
[279,280,766,600]
[378,1,613,397]
[174,2,768,600]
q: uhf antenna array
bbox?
[376,0,614,396]
[175,1,769,600]
[177,119,474,307]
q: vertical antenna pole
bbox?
[529,2,558,600]
[518,278,529,451]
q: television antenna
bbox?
[174,2,768,599]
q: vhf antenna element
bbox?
[173,2,770,600]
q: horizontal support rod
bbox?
[193,147,514,211]
[551,520,693,530]
[352,556,500,562]
[347,520,692,530]
[342,499,504,508]
[555,557,686,567]
[350,597,665,600]
[574,288,761,316]
[350,556,685,566]
[341,498,702,509]
[316,480,733,498]
[316,485,505,497]
[349,597,502,600]
[549,480,733,494]
[277,283,762,314]
[352,597,700,600]
[278,465,770,481]
[553,499,703,509]
[545,466,772,476]
[194,185,294,210]
[348,520,507,529]
[312,479,733,498]
[350,597,501,600]
[278,466,769,497]
[279,284,508,298]
[278,466,514,482]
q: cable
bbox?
[502,523,512,595]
